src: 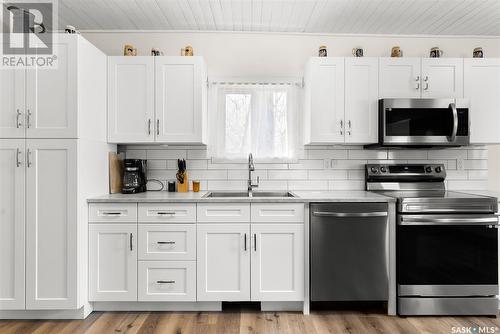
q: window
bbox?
[209,83,299,160]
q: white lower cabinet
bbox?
[138,261,196,301]
[251,224,304,301]
[89,224,137,301]
[197,224,251,301]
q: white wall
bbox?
[82,31,500,78]
[83,31,500,191]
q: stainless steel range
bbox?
[366,163,499,316]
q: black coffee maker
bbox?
[122,159,147,194]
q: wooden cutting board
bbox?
[109,152,124,194]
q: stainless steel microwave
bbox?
[371,98,470,148]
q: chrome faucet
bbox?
[248,153,259,194]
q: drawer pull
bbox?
[157,211,176,215]
[102,212,123,215]
[157,280,175,284]
[157,241,176,245]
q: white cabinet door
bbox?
[305,58,345,144]
[421,58,463,98]
[26,38,77,138]
[89,224,137,301]
[25,139,78,309]
[108,57,155,143]
[197,224,250,301]
[155,57,206,143]
[379,58,421,98]
[251,224,304,301]
[345,57,379,144]
[0,69,25,138]
[0,140,25,309]
[465,59,500,144]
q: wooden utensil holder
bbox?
[177,172,189,192]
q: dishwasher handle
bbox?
[312,211,388,218]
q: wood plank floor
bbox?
[0,311,498,334]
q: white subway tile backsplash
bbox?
[288,180,329,191]
[463,160,488,170]
[147,149,187,159]
[308,170,347,180]
[118,146,486,192]
[268,170,308,180]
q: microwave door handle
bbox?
[448,102,458,142]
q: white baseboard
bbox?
[0,303,93,319]
[260,302,303,312]
[92,301,222,312]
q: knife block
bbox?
[177,172,189,192]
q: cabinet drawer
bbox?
[138,261,196,301]
[251,203,304,223]
[138,224,196,261]
[89,203,137,222]
[197,203,250,222]
[138,203,196,223]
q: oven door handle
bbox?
[399,215,498,226]
[447,102,458,143]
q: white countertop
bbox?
[87,190,395,203]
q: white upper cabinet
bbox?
[197,223,250,301]
[155,57,207,143]
[107,56,207,144]
[421,58,463,98]
[465,59,500,144]
[108,57,155,143]
[25,139,78,309]
[379,58,421,98]
[26,37,78,138]
[89,224,137,302]
[304,57,345,144]
[345,57,379,144]
[251,224,304,301]
[0,69,25,138]
[0,140,25,310]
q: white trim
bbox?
[79,30,500,39]
[92,301,222,311]
[0,304,92,320]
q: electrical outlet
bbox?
[457,158,464,170]
[323,159,330,169]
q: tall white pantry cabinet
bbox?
[0,35,112,316]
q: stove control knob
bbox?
[380,167,387,173]
[425,166,432,173]
[370,167,378,173]
[435,166,442,173]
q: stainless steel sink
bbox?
[252,191,296,198]
[203,191,297,198]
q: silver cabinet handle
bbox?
[312,211,388,217]
[16,148,21,167]
[347,120,352,136]
[340,119,344,135]
[244,233,247,251]
[102,212,122,215]
[16,109,22,128]
[26,109,31,128]
[253,233,257,251]
[130,233,133,251]
[156,280,175,284]
[157,241,175,245]
[415,75,420,90]
[156,119,160,136]
[423,76,429,90]
[448,103,458,143]
[147,119,151,135]
[157,211,175,215]
[26,149,31,167]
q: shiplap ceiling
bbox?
[58,0,500,36]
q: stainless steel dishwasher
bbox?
[310,203,389,301]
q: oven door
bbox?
[381,99,469,147]
[397,214,498,297]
